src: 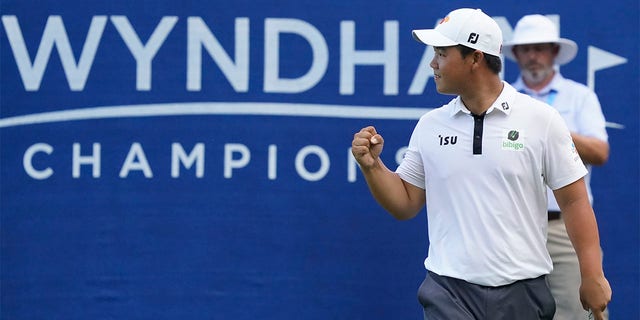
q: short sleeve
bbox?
[544,110,588,190]
[576,90,608,142]
[396,121,426,189]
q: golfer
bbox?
[351,8,611,320]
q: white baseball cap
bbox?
[503,14,578,65]
[412,8,503,57]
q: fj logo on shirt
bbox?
[502,130,524,151]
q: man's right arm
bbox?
[352,126,425,220]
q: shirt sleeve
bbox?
[544,109,588,190]
[576,90,608,142]
[396,121,426,189]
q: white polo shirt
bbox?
[513,72,608,211]
[396,82,587,286]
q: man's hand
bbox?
[351,126,384,169]
[580,275,612,320]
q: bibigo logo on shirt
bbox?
[502,130,525,151]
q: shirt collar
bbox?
[450,81,515,117]
[513,72,564,96]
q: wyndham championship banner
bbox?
[1,0,638,318]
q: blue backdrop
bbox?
[2,0,638,319]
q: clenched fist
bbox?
[352,126,384,169]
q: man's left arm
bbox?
[571,90,610,166]
[553,178,612,319]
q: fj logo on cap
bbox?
[468,33,479,44]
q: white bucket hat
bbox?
[412,8,503,57]
[503,14,578,65]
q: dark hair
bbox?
[457,45,502,74]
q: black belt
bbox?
[548,211,561,221]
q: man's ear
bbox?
[472,50,484,64]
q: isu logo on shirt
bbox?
[438,135,458,145]
[502,130,525,151]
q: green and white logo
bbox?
[502,130,524,151]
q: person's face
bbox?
[430,46,471,95]
[512,43,559,86]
